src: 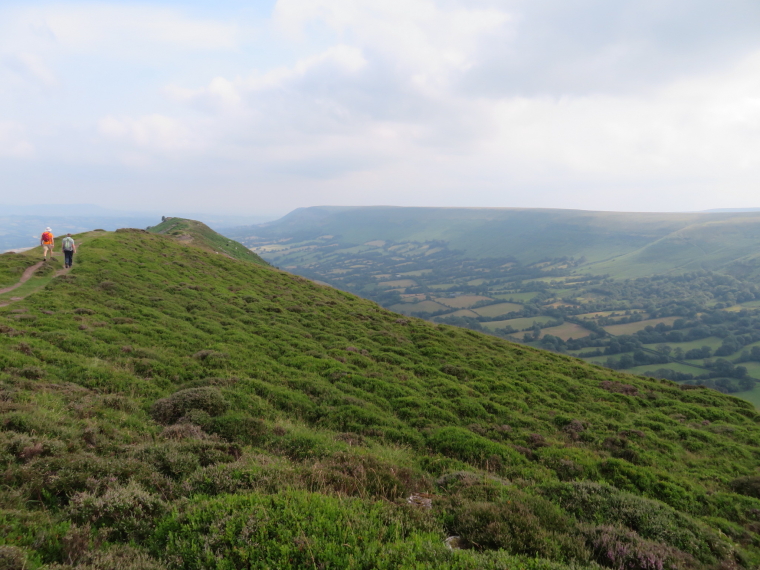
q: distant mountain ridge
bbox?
[227,206,760,278]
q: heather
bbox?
[1,224,760,568]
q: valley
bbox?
[229,206,760,404]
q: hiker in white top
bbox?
[62,234,77,269]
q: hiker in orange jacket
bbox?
[40,227,54,261]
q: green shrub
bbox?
[540,481,731,563]
[730,476,760,499]
[0,546,27,570]
[150,387,228,425]
[151,490,444,570]
[208,413,266,444]
[131,440,239,480]
[303,452,430,499]
[445,491,588,562]
[49,545,166,570]
[580,524,698,570]
[68,481,165,540]
[427,427,525,471]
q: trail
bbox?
[0,262,70,308]
[0,262,43,295]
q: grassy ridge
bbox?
[2,227,760,568]
[149,217,268,265]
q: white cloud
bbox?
[0,121,34,158]
[3,52,58,88]
[0,4,239,55]
[98,114,202,154]
[2,0,760,213]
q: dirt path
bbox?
[0,262,44,295]
[0,263,70,308]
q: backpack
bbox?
[42,232,52,243]
[62,237,74,251]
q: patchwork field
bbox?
[603,317,681,336]
[538,322,592,341]
[472,302,523,317]
[378,279,417,288]
[481,316,556,331]
[388,300,449,314]
[492,292,538,302]
[434,295,492,308]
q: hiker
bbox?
[62,233,77,268]
[40,227,54,261]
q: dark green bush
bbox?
[446,491,588,562]
[540,481,730,563]
[131,440,239,480]
[427,427,525,471]
[150,387,228,425]
[730,476,760,499]
[580,524,698,570]
[208,413,266,444]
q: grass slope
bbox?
[2,227,760,568]
[149,217,268,265]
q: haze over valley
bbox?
[230,206,760,406]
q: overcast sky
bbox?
[2,0,760,216]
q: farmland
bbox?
[225,206,760,406]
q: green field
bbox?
[641,336,724,352]
[492,292,536,302]
[472,302,523,317]
[388,300,448,314]
[626,361,706,377]
[435,295,492,309]
[481,315,555,331]
[604,317,681,336]
[379,278,417,288]
[538,322,592,341]
[734,383,760,408]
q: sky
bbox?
[2,0,760,216]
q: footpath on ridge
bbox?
[0,263,71,307]
[0,261,44,295]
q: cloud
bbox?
[1,4,240,55]
[3,52,58,88]
[2,0,760,213]
[0,121,34,158]
[98,114,202,154]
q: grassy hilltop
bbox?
[2,223,760,568]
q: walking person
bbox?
[40,227,54,261]
[62,233,77,268]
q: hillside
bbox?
[2,226,760,568]
[148,217,268,265]
[226,207,760,402]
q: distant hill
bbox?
[4,222,760,568]
[148,217,268,265]
[0,210,277,253]
[228,206,760,277]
